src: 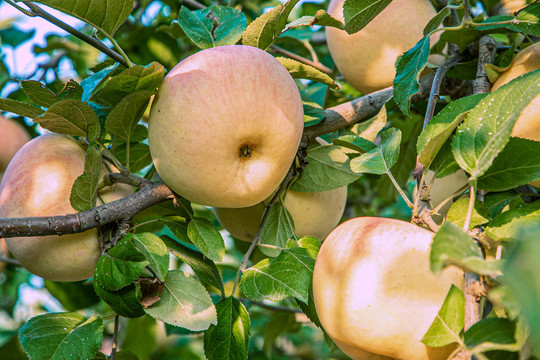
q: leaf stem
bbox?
[97,140,128,174]
[15,2,130,68]
[463,184,476,232]
[102,33,134,68]
[111,315,119,360]
[386,171,414,208]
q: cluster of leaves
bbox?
[1,0,540,359]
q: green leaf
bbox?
[259,202,295,257]
[477,137,540,191]
[93,283,145,318]
[240,239,318,303]
[187,217,225,262]
[302,95,326,126]
[291,142,361,192]
[452,68,540,181]
[417,94,488,167]
[350,127,401,174]
[162,235,224,295]
[70,145,102,212]
[36,99,101,140]
[311,9,344,29]
[484,190,520,217]
[464,318,516,349]
[332,135,376,153]
[241,0,300,50]
[0,97,44,118]
[485,205,540,242]
[95,236,149,291]
[430,139,462,177]
[343,0,391,34]
[421,285,464,347]
[93,62,164,108]
[130,233,170,282]
[177,6,247,49]
[203,297,250,360]
[514,3,540,36]
[0,27,35,47]
[19,312,103,360]
[393,36,430,117]
[447,198,491,230]
[423,7,451,36]
[144,270,217,331]
[504,223,540,348]
[29,0,134,36]
[105,90,154,141]
[81,63,119,102]
[20,80,58,108]
[431,222,502,276]
[114,142,152,173]
[277,57,338,89]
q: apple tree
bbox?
[0,0,540,359]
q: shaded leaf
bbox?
[21,80,58,108]
[0,98,44,118]
[36,99,101,140]
[424,7,451,36]
[350,127,401,174]
[343,0,391,34]
[70,145,102,212]
[105,90,154,141]
[144,270,217,331]
[259,202,295,257]
[93,283,145,318]
[130,233,169,282]
[187,217,226,262]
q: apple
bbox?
[415,170,469,224]
[148,45,304,208]
[325,0,439,94]
[313,217,463,360]
[0,134,132,282]
[0,115,31,180]
[500,0,528,14]
[491,42,540,187]
[214,186,347,242]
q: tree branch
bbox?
[0,182,173,238]
[304,73,435,140]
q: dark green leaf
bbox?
[203,297,250,360]
[478,137,540,191]
[464,318,516,349]
[277,57,338,89]
[302,95,326,126]
[130,233,169,282]
[70,145,102,212]
[19,312,103,360]
[393,36,430,117]
[93,283,145,318]
[176,6,214,49]
[421,285,464,347]
[114,142,152,173]
[187,217,225,262]
[30,0,134,36]
[452,69,540,181]
[105,90,153,141]
[20,80,58,108]
[485,205,540,241]
[36,99,101,140]
[144,270,217,331]
[0,98,44,118]
[0,27,35,47]
[350,127,401,174]
[343,0,391,34]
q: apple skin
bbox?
[0,115,30,179]
[491,42,540,187]
[148,45,304,208]
[215,186,347,242]
[313,217,463,360]
[0,134,132,282]
[326,0,439,94]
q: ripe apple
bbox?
[500,0,528,14]
[0,134,132,282]
[325,0,439,94]
[148,45,304,208]
[491,42,540,187]
[0,115,30,180]
[214,186,347,242]
[313,217,463,360]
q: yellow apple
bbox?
[326,0,439,94]
[491,42,540,187]
[500,0,529,14]
[0,115,30,180]
[215,186,347,242]
[313,217,463,360]
[148,45,304,208]
[0,134,132,281]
